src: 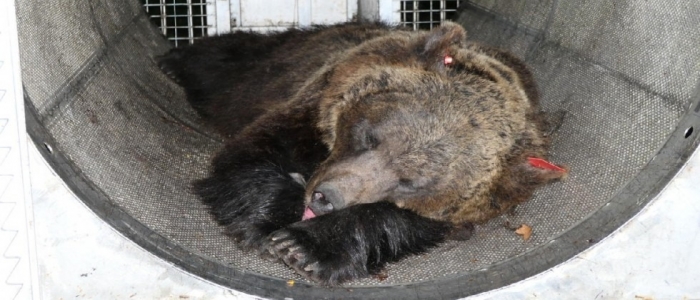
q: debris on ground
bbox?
[515,224,533,241]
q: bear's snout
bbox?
[308,183,346,216]
[306,152,400,215]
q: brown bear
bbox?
[159,21,567,286]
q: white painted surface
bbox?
[234,0,352,30]
[240,0,297,28]
[229,0,242,28]
[360,0,398,23]
[310,0,348,24]
[208,0,233,35]
[346,0,358,21]
[297,0,312,27]
[0,1,39,299]
[27,145,258,300]
[379,0,398,23]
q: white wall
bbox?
[211,0,360,33]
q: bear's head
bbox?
[302,22,534,220]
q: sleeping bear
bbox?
[159,22,567,285]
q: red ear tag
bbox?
[444,55,454,65]
[528,157,566,172]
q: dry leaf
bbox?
[286,280,295,287]
[515,224,532,241]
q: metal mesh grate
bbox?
[400,0,461,30]
[142,0,208,47]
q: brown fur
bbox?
[281,22,567,226]
[162,22,568,284]
[170,21,565,231]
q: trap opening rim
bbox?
[24,83,700,299]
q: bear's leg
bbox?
[195,154,307,252]
[196,110,328,252]
[264,202,451,285]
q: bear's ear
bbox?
[423,21,467,57]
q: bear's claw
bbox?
[265,229,328,284]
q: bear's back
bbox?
[160,23,403,136]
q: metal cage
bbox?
[143,0,209,46]
[399,0,460,30]
[141,0,462,39]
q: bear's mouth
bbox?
[302,206,317,220]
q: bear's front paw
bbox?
[265,228,368,286]
[265,229,329,284]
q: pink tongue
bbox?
[302,207,316,221]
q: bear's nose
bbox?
[309,183,345,216]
